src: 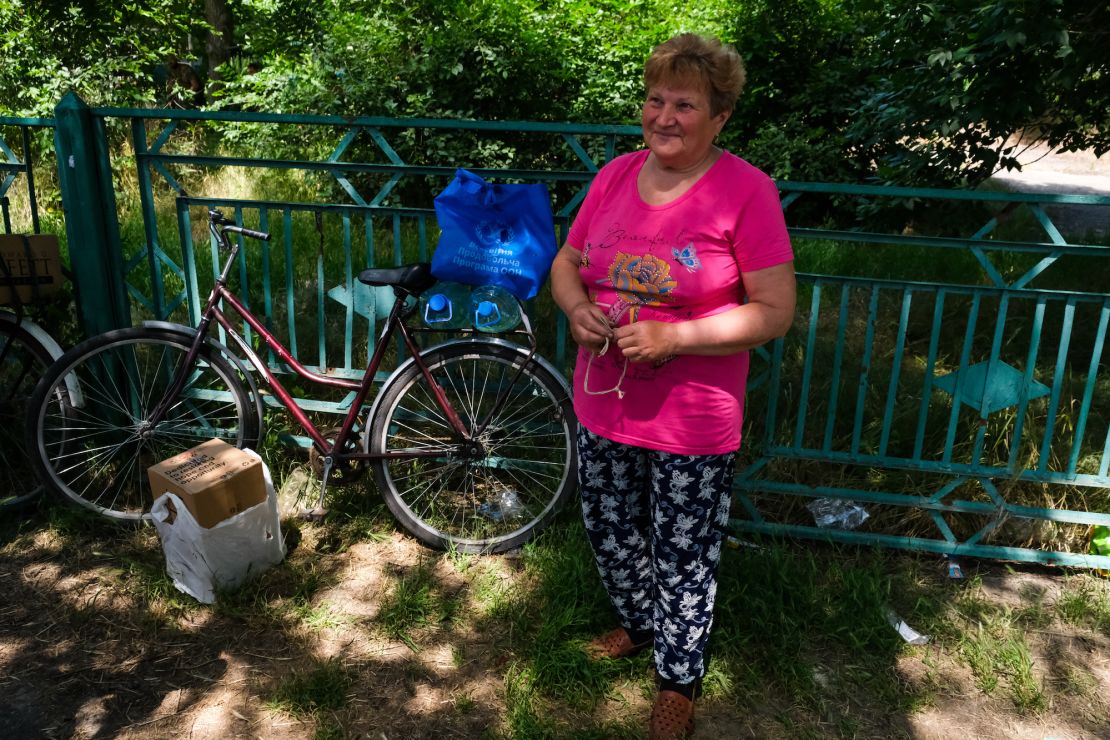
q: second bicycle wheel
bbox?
[0,315,61,512]
[368,341,576,553]
[26,327,260,522]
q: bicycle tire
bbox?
[0,316,61,512]
[26,327,260,522]
[368,340,576,553]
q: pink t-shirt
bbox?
[566,149,793,455]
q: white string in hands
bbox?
[582,320,628,399]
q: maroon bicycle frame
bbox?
[150,237,470,465]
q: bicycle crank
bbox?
[308,426,367,485]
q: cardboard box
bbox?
[0,234,63,304]
[147,439,266,528]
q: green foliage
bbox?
[850,0,1110,187]
[725,0,877,182]
[216,0,736,122]
[952,593,1049,713]
[375,559,464,648]
[0,0,204,116]
[3,0,1106,187]
[1056,577,1110,635]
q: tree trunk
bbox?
[204,0,235,97]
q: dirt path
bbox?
[988,144,1109,239]
[3,512,1110,739]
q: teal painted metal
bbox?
[130,118,166,319]
[52,94,130,336]
[67,100,1110,568]
[0,116,53,235]
[111,105,634,387]
[735,180,1110,568]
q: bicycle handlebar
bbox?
[222,224,271,242]
[207,209,271,243]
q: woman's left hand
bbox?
[614,321,678,364]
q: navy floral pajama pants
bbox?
[577,425,735,692]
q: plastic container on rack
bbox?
[419,282,472,330]
[470,284,522,333]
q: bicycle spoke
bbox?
[373,344,574,551]
[30,330,257,520]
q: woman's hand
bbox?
[568,301,612,354]
[614,320,678,363]
[550,243,614,354]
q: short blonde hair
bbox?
[643,33,746,117]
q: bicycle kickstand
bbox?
[299,456,332,522]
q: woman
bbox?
[550,33,796,739]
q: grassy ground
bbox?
[2,472,1109,739]
[3,133,1108,737]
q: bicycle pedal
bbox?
[297,506,329,522]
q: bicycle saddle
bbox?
[357,263,437,293]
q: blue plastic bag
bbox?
[431,169,558,300]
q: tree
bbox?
[722,0,880,182]
[204,0,235,98]
[1,0,1104,189]
[849,0,1110,187]
[0,0,201,116]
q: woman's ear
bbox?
[713,109,731,134]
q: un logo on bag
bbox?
[474,220,516,249]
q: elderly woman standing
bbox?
[550,33,796,739]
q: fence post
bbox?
[53,91,130,336]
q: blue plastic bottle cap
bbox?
[429,293,448,311]
[477,300,495,316]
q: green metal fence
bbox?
[737,183,1110,567]
[0,116,52,235]
[38,94,1110,567]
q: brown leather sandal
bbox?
[584,627,651,659]
[648,690,695,740]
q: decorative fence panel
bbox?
[736,184,1110,567]
[44,94,1110,567]
[0,117,53,235]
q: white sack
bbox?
[151,449,286,604]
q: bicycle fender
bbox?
[141,320,252,369]
[0,311,65,360]
[0,310,83,404]
[141,320,267,435]
[365,337,572,426]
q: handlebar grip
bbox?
[224,225,271,242]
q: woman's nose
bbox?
[657,104,677,126]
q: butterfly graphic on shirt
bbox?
[672,243,701,272]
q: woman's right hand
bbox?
[568,300,613,355]
[550,243,614,354]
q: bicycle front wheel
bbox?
[0,316,60,512]
[26,327,260,522]
[368,341,576,553]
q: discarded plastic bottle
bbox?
[470,285,521,333]
[419,282,472,329]
[806,497,870,530]
[478,489,525,521]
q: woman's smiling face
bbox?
[641,83,730,170]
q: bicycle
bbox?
[0,310,69,512]
[25,209,576,553]
[0,235,70,513]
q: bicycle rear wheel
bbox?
[26,327,260,522]
[368,340,576,553]
[0,315,60,512]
